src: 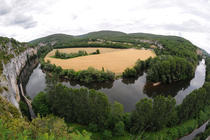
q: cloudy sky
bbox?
[0,0,210,53]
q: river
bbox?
[25,59,206,112]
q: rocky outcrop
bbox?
[0,47,37,109]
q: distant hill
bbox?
[76,30,127,39]
[30,30,193,47]
[30,33,74,45]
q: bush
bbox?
[122,68,137,78]
[19,101,30,119]
[32,92,50,116]
[114,121,125,136]
[88,123,98,132]
[54,50,88,59]
[102,130,112,140]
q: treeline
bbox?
[41,61,115,84]
[147,55,195,83]
[123,55,195,84]
[32,84,126,137]
[54,40,132,49]
[154,37,198,65]
[0,96,91,140]
[54,49,100,59]
[32,81,210,139]
[37,45,53,58]
[131,86,210,134]
[38,46,115,84]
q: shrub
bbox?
[102,130,112,140]
[32,92,50,116]
[122,68,137,78]
[88,123,98,132]
[114,121,125,136]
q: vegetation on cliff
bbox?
[0,96,91,140]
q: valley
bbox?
[0,31,209,140]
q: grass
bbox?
[45,48,156,74]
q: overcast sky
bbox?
[0,0,210,53]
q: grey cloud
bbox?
[162,20,208,33]
[72,15,78,20]
[10,14,37,29]
[0,7,11,15]
[0,1,11,15]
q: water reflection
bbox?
[26,60,206,112]
[144,80,190,97]
[175,59,206,104]
[26,65,46,99]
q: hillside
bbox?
[31,30,199,64]
[30,34,75,46]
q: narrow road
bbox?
[19,83,36,119]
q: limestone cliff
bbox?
[0,37,37,109]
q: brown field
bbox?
[45,48,156,74]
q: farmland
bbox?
[44,48,156,74]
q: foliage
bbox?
[152,96,177,130]
[0,96,91,140]
[123,55,195,84]
[113,121,125,136]
[54,49,88,59]
[37,45,53,58]
[122,68,137,78]
[130,96,177,133]
[140,105,210,140]
[0,37,29,74]
[130,98,153,133]
[102,130,112,140]
[41,60,115,84]
[32,92,50,116]
[178,88,208,121]
[19,100,30,119]
[105,101,125,136]
[32,84,110,129]
[146,55,195,83]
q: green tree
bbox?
[114,121,125,136]
[152,96,176,130]
[102,130,112,140]
[32,92,50,116]
[130,98,153,133]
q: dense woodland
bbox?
[123,55,194,84]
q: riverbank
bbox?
[25,59,206,112]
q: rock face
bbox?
[0,47,37,109]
